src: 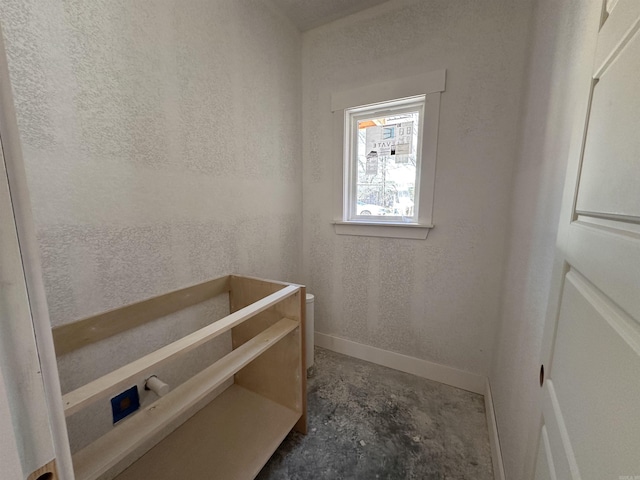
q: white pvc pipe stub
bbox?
[145,375,170,397]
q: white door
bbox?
[535,1,640,479]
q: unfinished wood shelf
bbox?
[53,275,307,480]
[114,385,300,480]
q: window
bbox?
[331,70,445,239]
[344,96,425,223]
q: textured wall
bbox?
[301,0,532,376]
[488,1,602,478]
[0,0,301,453]
[269,0,389,31]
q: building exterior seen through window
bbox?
[345,95,425,223]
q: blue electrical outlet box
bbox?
[111,385,140,424]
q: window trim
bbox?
[331,70,446,239]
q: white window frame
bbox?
[344,96,425,223]
[331,70,445,239]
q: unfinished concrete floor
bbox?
[258,347,493,480]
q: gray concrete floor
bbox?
[258,347,493,480]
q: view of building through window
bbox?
[349,100,423,221]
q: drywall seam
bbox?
[315,332,485,394]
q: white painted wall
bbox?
[301,0,532,376]
[489,1,603,478]
[0,0,302,455]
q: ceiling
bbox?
[270,0,390,31]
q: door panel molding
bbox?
[595,0,640,76]
[566,221,640,321]
[541,381,581,480]
[566,269,640,354]
[576,24,640,218]
[575,212,640,229]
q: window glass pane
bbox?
[356,110,419,217]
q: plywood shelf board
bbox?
[114,385,300,480]
[63,285,298,417]
[72,318,299,480]
[53,275,231,356]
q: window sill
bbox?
[332,221,434,239]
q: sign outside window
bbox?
[364,121,414,157]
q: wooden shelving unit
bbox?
[52,275,307,480]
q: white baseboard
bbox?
[485,378,506,480]
[314,333,504,478]
[314,332,485,395]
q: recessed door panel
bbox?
[575,27,640,219]
[548,270,640,479]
